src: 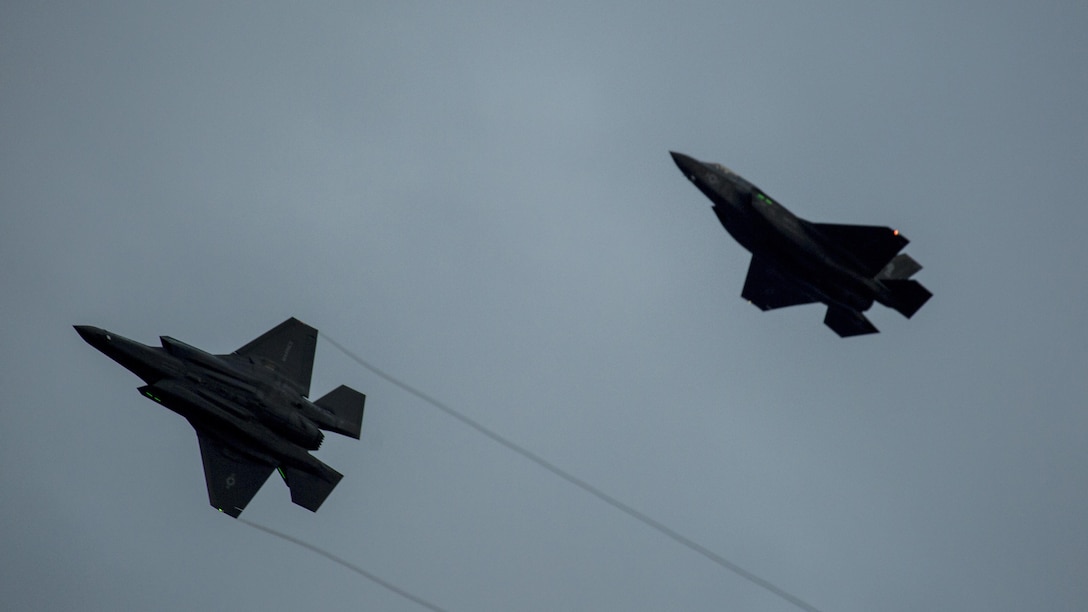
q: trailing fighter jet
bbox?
[670,152,931,336]
[75,318,365,517]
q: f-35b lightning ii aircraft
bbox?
[670,152,932,336]
[75,318,365,517]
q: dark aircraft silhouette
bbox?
[75,318,365,517]
[670,152,931,336]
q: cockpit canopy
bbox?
[708,162,735,175]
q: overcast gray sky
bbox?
[3,2,1087,611]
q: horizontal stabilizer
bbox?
[281,463,343,513]
[877,254,923,280]
[883,279,932,318]
[314,385,366,439]
[824,306,879,337]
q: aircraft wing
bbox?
[810,222,909,277]
[741,256,819,310]
[231,317,317,397]
[195,430,275,518]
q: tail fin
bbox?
[877,254,923,280]
[314,385,366,439]
[824,306,879,337]
[882,279,932,318]
[281,462,343,513]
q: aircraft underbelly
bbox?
[759,247,873,312]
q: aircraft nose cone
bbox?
[669,150,692,165]
[669,151,702,178]
[74,325,109,347]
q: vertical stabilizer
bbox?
[877,254,923,280]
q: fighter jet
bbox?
[75,318,365,517]
[670,152,931,336]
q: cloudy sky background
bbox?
[3,2,1087,610]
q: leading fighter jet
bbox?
[75,318,365,517]
[670,152,931,336]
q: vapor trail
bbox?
[238,519,448,612]
[321,333,826,612]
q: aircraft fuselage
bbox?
[76,318,365,516]
[672,152,892,313]
[74,326,330,466]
